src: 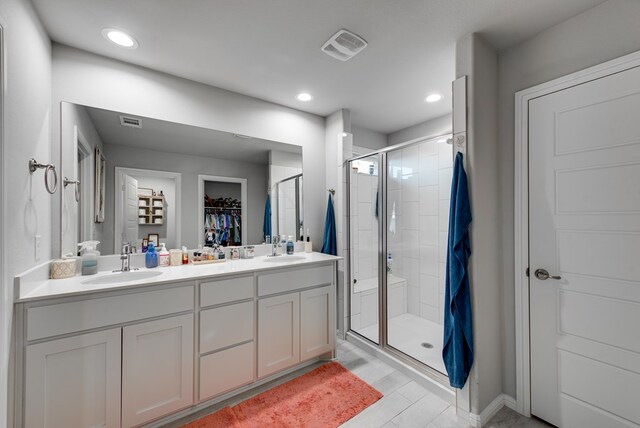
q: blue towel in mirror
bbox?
[321,194,337,256]
[442,152,473,389]
[263,194,272,240]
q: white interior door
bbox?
[530,65,640,427]
[124,174,139,246]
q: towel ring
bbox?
[64,177,81,202]
[29,159,58,194]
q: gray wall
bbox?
[497,0,640,400]
[0,0,51,422]
[59,103,105,254]
[387,113,452,146]
[456,33,502,414]
[51,44,326,257]
[103,144,268,253]
[352,124,387,150]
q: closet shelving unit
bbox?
[138,195,165,225]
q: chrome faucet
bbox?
[270,235,282,257]
[114,242,139,272]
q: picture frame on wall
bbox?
[94,148,106,223]
[148,233,159,247]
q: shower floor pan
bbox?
[356,313,446,374]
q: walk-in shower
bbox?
[347,134,453,378]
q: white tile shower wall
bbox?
[395,138,452,324]
[350,169,379,329]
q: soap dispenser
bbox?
[158,243,170,267]
[145,242,158,268]
[286,235,294,255]
[78,241,100,275]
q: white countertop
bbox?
[17,252,340,303]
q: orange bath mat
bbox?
[183,362,382,427]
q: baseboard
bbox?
[469,394,517,427]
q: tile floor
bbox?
[167,337,553,428]
[338,338,553,427]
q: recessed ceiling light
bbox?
[296,93,313,102]
[102,28,138,48]
[425,93,442,103]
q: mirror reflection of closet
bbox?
[199,175,246,247]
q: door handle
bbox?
[534,268,561,281]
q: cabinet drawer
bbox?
[199,342,254,401]
[200,301,254,354]
[200,275,254,307]
[257,264,333,297]
[27,285,194,341]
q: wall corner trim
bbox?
[469,393,517,427]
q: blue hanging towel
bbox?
[263,194,272,240]
[442,152,473,389]
[320,194,337,256]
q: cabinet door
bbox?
[200,342,254,401]
[257,292,300,378]
[25,329,121,428]
[300,285,335,361]
[122,314,194,427]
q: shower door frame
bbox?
[346,135,451,385]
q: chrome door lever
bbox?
[534,268,561,281]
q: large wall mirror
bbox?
[59,102,303,256]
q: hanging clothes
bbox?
[203,207,242,247]
[442,152,473,389]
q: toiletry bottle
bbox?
[286,236,294,255]
[145,242,158,268]
[182,246,189,264]
[387,252,393,273]
[78,241,100,275]
[305,228,312,253]
[158,243,170,267]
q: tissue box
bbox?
[50,259,77,279]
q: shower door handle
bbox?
[534,268,561,281]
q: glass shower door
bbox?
[385,137,450,374]
[348,155,380,344]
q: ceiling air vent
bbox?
[119,115,142,128]
[321,29,367,61]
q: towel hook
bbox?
[64,177,81,202]
[29,158,58,194]
[327,188,335,196]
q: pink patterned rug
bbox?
[183,362,382,427]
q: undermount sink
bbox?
[263,255,306,263]
[82,270,163,285]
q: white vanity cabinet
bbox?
[15,255,338,428]
[257,265,335,378]
[19,283,194,428]
[257,292,301,377]
[198,275,256,402]
[25,329,122,428]
[122,314,194,427]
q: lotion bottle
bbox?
[78,241,100,275]
[286,236,294,255]
[158,243,170,267]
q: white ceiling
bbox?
[36,0,605,134]
[82,104,301,164]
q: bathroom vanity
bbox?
[13,253,338,427]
